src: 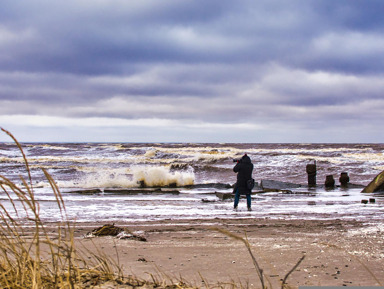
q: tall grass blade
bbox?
[1,127,33,192]
[281,255,305,289]
[212,228,266,289]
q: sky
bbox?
[0,0,384,143]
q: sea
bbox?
[1,142,384,224]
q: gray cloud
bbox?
[3,0,382,74]
[0,0,383,142]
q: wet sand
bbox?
[64,217,384,288]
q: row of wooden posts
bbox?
[306,161,350,188]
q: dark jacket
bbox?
[233,154,254,195]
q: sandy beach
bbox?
[57,217,384,288]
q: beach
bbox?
[2,142,384,288]
[61,217,384,288]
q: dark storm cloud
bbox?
[1,0,384,142]
[1,0,238,74]
[2,0,384,76]
[312,0,384,32]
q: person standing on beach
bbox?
[233,154,254,211]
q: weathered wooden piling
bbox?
[339,172,350,186]
[369,198,376,203]
[306,160,317,187]
[325,175,335,188]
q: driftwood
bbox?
[90,224,124,236]
[261,179,302,191]
[64,189,102,194]
[104,188,180,195]
[201,198,216,203]
[63,188,180,195]
[215,192,234,200]
[86,224,146,241]
[184,183,232,189]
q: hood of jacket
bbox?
[241,154,251,164]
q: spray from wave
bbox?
[131,166,195,187]
[54,165,195,189]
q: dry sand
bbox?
[59,217,384,288]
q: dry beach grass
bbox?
[0,128,179,288]
[0,127,383,288]
[0,128,123,288]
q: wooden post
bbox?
[306,160,317,187]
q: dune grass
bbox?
[0,128,199,288]
[0,128,118,288]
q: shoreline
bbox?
[40,217,384,288]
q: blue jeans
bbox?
[234,188,251,208]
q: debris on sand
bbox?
[85,224,147,241]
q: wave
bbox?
[131,165,195,187]
[52,165,195,189]
[1,143,383,190]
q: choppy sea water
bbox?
[0,142,383,223]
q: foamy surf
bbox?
[1,142,384,223]
[53,165,195,188]
[131,165,195,187]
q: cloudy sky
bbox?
[0,0,383,143]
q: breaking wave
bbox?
[53,165,195,189]
[131,165,195,187]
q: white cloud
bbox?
[312,32,384,57]
[0,115,173,128]
[0,114,268,142]
[257,64,384,103]
[165,26,247,53]
[0,114,263,130]
[0,26,36,47]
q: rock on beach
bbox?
[362,170,384,193]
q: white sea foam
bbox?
[142,146,239,163]
[373,166,384,171]
[144,148,157,158]
[56,167,133,188]
[53,165,195,188]
[0,156,24,163]
[131,165,195,187]
[36,144,71,150]
[2,142,384,224]
[344,152,384,163]
[347,223,384,236]
[296,155,346,164]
